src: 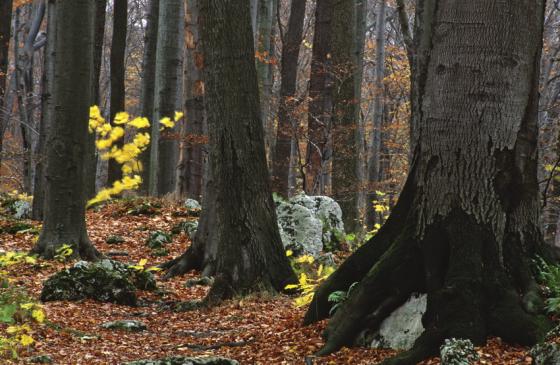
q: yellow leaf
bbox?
[6,326,18,334]
[285,250,293,257]
[20,303,34,310]
[174,111,184,122]
[138,259,147,267]
[284,284,299,290]
[32,309,45,323]
[19,334,34,346]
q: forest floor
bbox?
[0,199,539,364]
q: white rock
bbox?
[276,199,323,257]
[370,293,427,350]
[184,199,202,211]
[13,200,31,219]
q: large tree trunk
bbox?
[304,1,551,364]
[32,0,100,261]
[305,0,333,195]
[271,0,306,197]
[162,0,296,305]
[32,0,56,221]
[331,0,360,233]
[107,0,127,185]
[0,0,13,171]
[176,0,205,201]
[138,0,159,196]
[149,0,182,196]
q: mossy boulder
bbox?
[530,342,560,365]
[439,338,479,365]
[146,231,172,249]
[124,356,238,365]
[184,199,202,216]
[40,259,156,306]
[106,235,126,245]
[171,220,198,238]
[101,320,147,332]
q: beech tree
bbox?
[32,0,100,260]
[163,0,296,304]
[107,0,127,185]
[304,1,552,364]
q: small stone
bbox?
[29,355,53,364]
[101,320,147,332]
[124,356,239,365]
[106,235,125,245]
[171,220,198,238]
[440,338,479,365]
[185,276,214,288]
[107,251,129,257]
[184,199,202,215]
[146,231,172,249]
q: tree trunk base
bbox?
[306,206,551,364]
[31,229,102,261]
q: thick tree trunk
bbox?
[32,0,100,261]
[162,0,296,304]
[32,0,56,221]
[331,0,360,233]
[176,0,205,201]
[107,0,127,185]
[271,0,306,197]
[304,2,551,364]
[149,0,182,196]
[305,0,333,195]
[138,0,159,196]
[0,0,13,171]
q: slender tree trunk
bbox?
[149,0,182,196]
[331,0,361,233]
[107,0,127,185]
[176,0,205,201]
[305,2,551,364]
[32,0,56,221]
[256,0,274,156]
[162,0,296,305]
[0,0,13,171]
[32,0,100,260]
[271,0,306,197]
[365,0,387,229]
[138,0,159,195]
[305,0,333,195]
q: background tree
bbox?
[32,0,100,260]
[176,0,206,201]
[149,0,183,196]
[107,0,127,185]
[271,0,306,197]
[0,0,12,172]
[162,0,296,304]
[304,1,551,364]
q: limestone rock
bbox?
[171,220,198,238]
[276,198,323,257]
[368,293,427,350]
[124,356,239,365]
[12,200,31,219]
[184,199,202,216]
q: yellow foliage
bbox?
[87,106,184,206]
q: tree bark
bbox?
[271,0,306,197]
[32,0,56,221]
[107,0,127,185]
[176,0,205,201]
[162,0,296,305]
[304,1,551,363]
[331,0,361,233]
[32,0,100,260]
[0,0,13,171]
[365,0,387,229]
[138,0,159,195]
[149,0,182,196]
[305,0,333,195]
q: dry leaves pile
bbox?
[0,200,539,364]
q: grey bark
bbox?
[32,0,100,260]
[0,0,13,170]
[107,0,127,185]
[162,0,296,304]
[176,0,206,201]
[150,0,183,196]
[138,0,159,195]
